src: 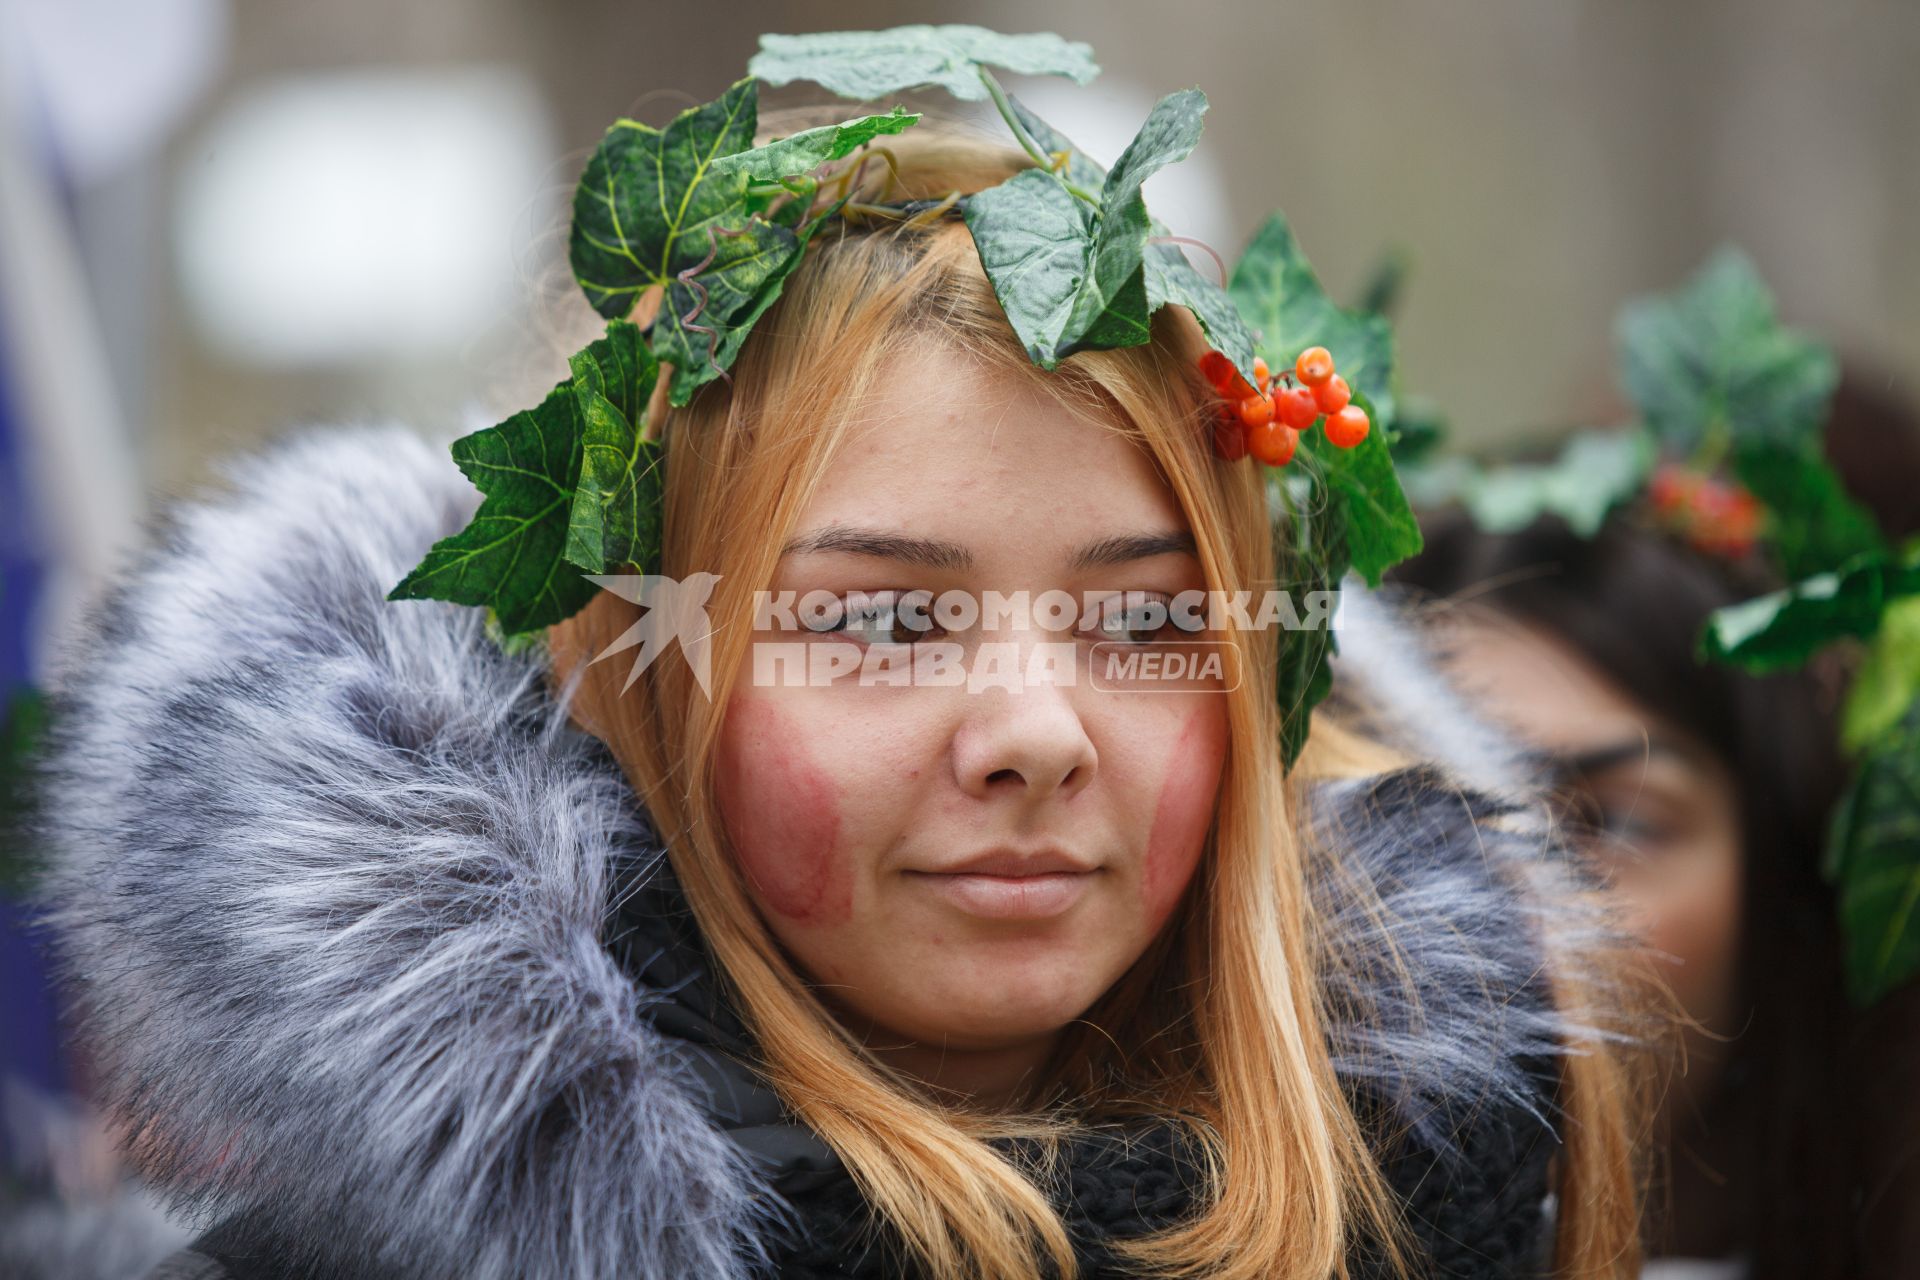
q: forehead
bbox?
[1442,612,1664,757]
[797,349,1186,561]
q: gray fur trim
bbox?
[1329,584,1543,803]
[24,424,1620,1277]
[29,424,787,1280]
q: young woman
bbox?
[30,128,1648,1278]
[1393,505,1920,1279]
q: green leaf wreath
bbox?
[388,23,1423,771]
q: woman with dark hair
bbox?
[1392,374,1920,1277]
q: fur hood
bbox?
[23,423,1613,1279]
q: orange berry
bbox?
[1325,404,1370,448]
[1295,346,1335,387]
[1212,410,1249,461]
[1648,463,1698,514]
[1247,421,1299,466]
[1252,356,1271,389]
[1199,351,1257,400]
[1276,384,1320,431]
[1237,393,1275,428]
[1313,374,1351,416]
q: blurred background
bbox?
[6,0,1919,663]
[0,0,1915,1152]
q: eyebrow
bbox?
[1544,736,1698,782]
[780,523,1198,573]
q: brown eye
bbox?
[812,590,942,645]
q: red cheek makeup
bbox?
[715,699,852,926]
[1141,704,1226,931]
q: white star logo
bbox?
[584,573,723,697]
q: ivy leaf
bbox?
[1460,429,1655,537]
[1843,596,1920,754]
[1271,472,1347,770]
[569,77,760,314]
[568,78,802,406]
[1228,212,1397,427]
[1830,700,1920,1006]
[1007,95,1108,191]
[391,320,668,635]
[1005,95,1258,383]
[702,212,848,388]
[1144,243,1258,388]
[1295,390,1422,588]
[963,170,1100,364]
[564,320,664,575]
[966,90,1209,367]
[1700,551,1920,673]
[713,106,920,186]
[749,25,1098,102]
[1730,440,1886,581]
[1616,245,1839,455]
[1270,391,1422,767]
[387,382,598,636]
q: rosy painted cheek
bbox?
[1140,705,1226,931]
[714,699,852,927]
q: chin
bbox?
[901,967,1105,1043]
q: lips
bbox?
[924,849,1094,877]
[906,849,1099,920]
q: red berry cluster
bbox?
[1198,347,1371,465]
[1647,462,1763,557]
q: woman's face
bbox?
[711,349,1228,1103]
[1441,615,1745,1113]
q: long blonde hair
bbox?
[546,123,1645,1279]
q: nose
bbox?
[950,639,1097,803]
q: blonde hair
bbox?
[546,122,1646,1278]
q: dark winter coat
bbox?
[23,424,1620,1280]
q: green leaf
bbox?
[387,381,598,636]
[1005,95,1258,383]
[567,78,804,405]
[1842,596,1920,754]
[1830,700,1920,1006]
[965,90,1210,368]
[1007,95,1108,192]
[564,320,664,575]
[1276,609,1336,772]
[1295,390,1423,588]
[964,170,1104,364]
[1271,473,1344,771]
[712,106,920,185]
[1730,440,1886,581]
[1268,392,1427,764]
[1,685,50,895]
[1700,552,1920,673]
[1616,245,1839,455]
[1228,212,1397,427]
[749,25,1098,102]
[1461,429,1656,538]
[1144,243,1258,388]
